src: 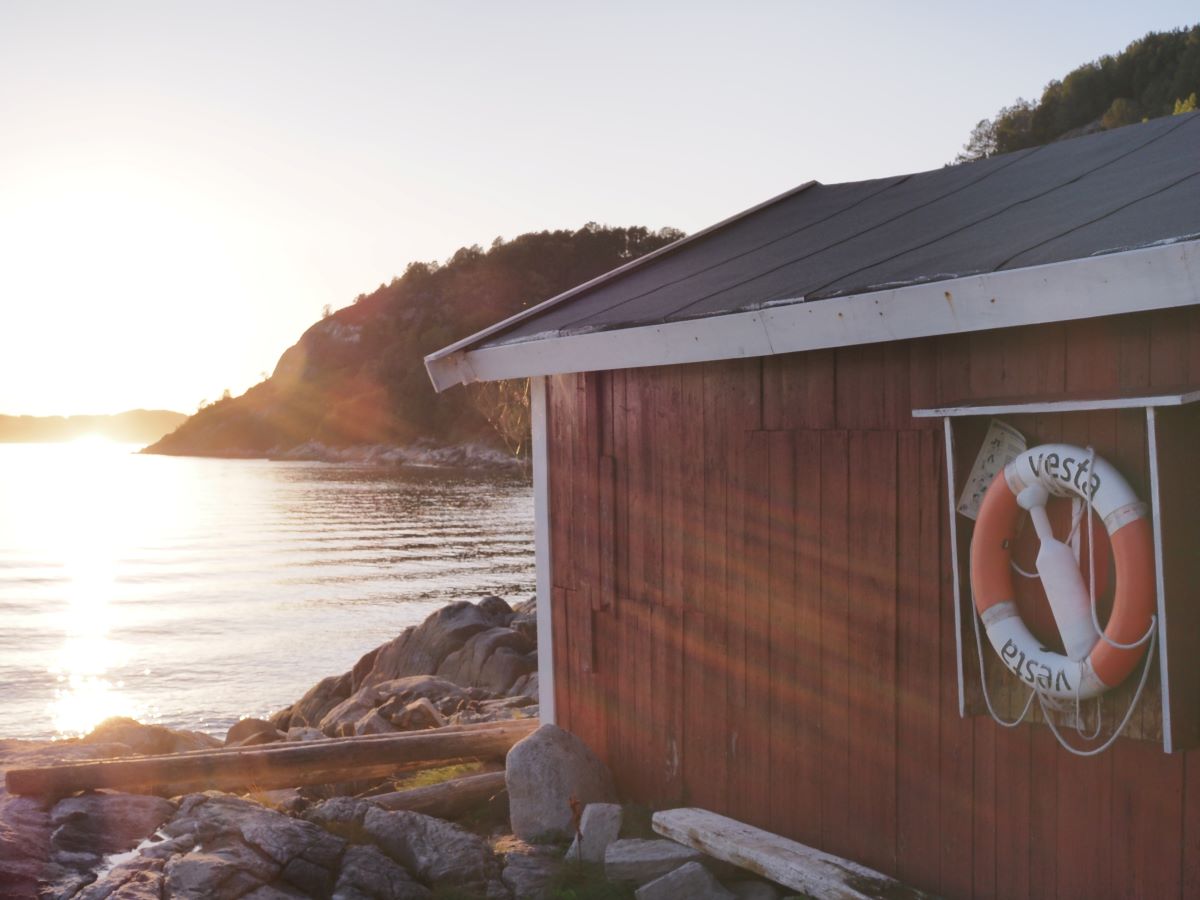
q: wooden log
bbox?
[652,808,933,900]
[6,719,537,799]
[371,770,507,817]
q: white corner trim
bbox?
[943,418,967,718]
[530,375,555,725]
[1146,407,1172,752]
[426,239,1200,389]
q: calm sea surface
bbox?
[0,441,534,740]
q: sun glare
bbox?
[32,441,158,736]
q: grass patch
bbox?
[548,862,635,900]
[390,762,486,791]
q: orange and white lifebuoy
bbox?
[970,444,1155,700]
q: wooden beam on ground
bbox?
[6,719,537,799]
[652,808,933,900]
[371,770,507,818]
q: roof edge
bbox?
[424,180,820,373]
[426,238,1200,390]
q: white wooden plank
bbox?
[426,239,1200,391]
[1147,407,1172,753]
[652,808,932,899]
[944,417,967,718]
[913,389,1200,418]
[530,375,555,725]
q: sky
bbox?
[1,2,1196,416]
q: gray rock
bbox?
[286,726,327,742]
[334,844,432,899]
[605,838,703,885]
[508,672,539,702]
[358,601,512,689]
[728,879,784,900]
[567,803,622,864]
[226,717,278,745]
[320,675,466,736]
[154,792,346,899]
[436,627,534,694]
[497,838,563,900]
[635,861,735,900]
[506,724,616,842]
[138,831,197,860]
[388,697,445,731]
[82,717,220,754]
[354,709,396,736]
[163,835,279,898]
[289,672,353,728]
[241,884,311,900]
[268,705,294,733]
[75,857,166,900]
[363,807,495,887]
[303,796,369,837]
[50,792,177,856]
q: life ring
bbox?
[970,444,1155,700]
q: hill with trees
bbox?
[957,24,1199,161]
[145,224,683,463]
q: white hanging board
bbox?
[956,418,1027,520]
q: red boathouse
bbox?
[428,112,1200,898]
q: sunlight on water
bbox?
[0,441,534,740]
[35,439,148,734]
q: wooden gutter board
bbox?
[652,808,933,900]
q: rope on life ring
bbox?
[970,443,1156,708]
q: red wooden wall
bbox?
[544,307,1200,899]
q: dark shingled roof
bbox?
[473,111,1200,351]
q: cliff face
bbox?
[145,224,683,461]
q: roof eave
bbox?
[425,238,1200,390]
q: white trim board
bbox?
[913,389,1200,419]
[530,376,555,725]
[426,239,1200,391]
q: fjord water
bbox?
[0,441,534,740]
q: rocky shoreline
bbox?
[0,596,795,900]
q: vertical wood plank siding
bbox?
[544,308,1200,899]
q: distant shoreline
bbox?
[0,409,186,445]
[142,438,529,472]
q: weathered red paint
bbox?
[544,308,1200,899]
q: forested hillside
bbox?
[958,24,1200,160]
[145,224,683,462]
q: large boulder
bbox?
[363,808,498,889]
[50,792,177,857]
[436,627,535,695]
[355,600,513,690]
[82,717,220,754]
[287,672,353,728]
[505,724,617,842]
[334,844,431,899]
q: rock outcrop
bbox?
[505,724,617,843]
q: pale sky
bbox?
[1,2,1195,415]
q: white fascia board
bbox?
[426,239,1200,389]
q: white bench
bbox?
[652,808,932,899]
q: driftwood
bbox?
[652,807,933,900]
[6,719,537,799]
[371,769,507,817]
